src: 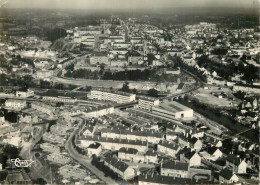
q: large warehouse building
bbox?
[152,101,193,119]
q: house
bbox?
[219,168,239,184]
[165,131,179,141]
[118,147,138,162]
[87,142,102,157]
[181,151,201,167]
[157,140,180,157]
[103,157,135,180]
[200,147,223,161]
[118,148,158,164]
[190,129,204,139]
[161,160,189,178]
[82,124,96,136]
[190,138,203,152]
[178,135,190,148]
[226,154,247,174]
[89,53,109,66]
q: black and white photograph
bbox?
[0,0,259,184]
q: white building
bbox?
[152,101,193,119]
[157,140,180,157]
[79,135,148,152]
[5,99,27,109]
[103,157,135,180]
[161,160,189,178]
[16,89,34,98]
[138,96,160,111]
[219,168,239,184]
[89,88,136,104]
[181,152,201,167]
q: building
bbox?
[16,89,34,98]
[103,157,135,180]
[233,84,260,94]
[118,147,158,164]
[200,147,223,161]
[35,69,53,79]
[78,135,148,152]
[42,96,77,103]
[157,140,180,157]
[83,105,115,118]
[137,96,160,111]
[87,142,102,157]
[219,168,239,184]
[161,160,189,178]
[100,128,163,143]
[226,154,247,174]
[152,101,193,119]
[138,173,192,185]
[177,83,185,91]
[89,88,136,104]
[128,55,143,66]
[81,124,96,136]
[5,99,27,109]
[181,152,201,167]
[89,53,109,66]
[190,138,203,152]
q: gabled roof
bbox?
[158,140,180,151]
[207,147,220,155]
[88,142,101,149]
[104,157,130,173]
[162,161,189,171]
[226,154,241,166]
[118,147,138,155]
[219,168,234,180]
[184,151,198,160]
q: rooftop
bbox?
[155,101,192,112]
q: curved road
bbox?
[65,124,117,184]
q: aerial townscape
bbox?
[0,0,259,184]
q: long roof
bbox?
[100,128,163,138]
[104,157,130,173]
[79,135,148,146]
[161,161,189,171]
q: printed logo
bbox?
[10,158,35,168]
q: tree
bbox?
[120,82,130,92]
[147,88,158,98]
[45,28,67,43]
[0,171,8,182]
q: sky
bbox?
[4,0,258,10]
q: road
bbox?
[65,124,117,184]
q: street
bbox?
[65,124,117,184]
